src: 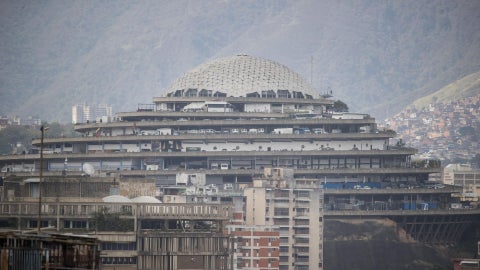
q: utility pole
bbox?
[37,125,48,233]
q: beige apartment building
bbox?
[244,168,324,270]
[444,164,480,203]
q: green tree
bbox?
[92,207,134,232]
[0,122,79,154]
[396,139,406,148]
[0,126,39,154]
[333,100,349,112]
[471,154,480,169]
[457,126,475,136]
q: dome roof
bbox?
[102,195,132,203]
[165,55,316,98]
[131,196,162,203]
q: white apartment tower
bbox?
[72,103,91,124]
[72,103,113,124]
[95,103,113,121]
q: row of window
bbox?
[101,242,136,251]
[101,257,137,265]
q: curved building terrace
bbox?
[0,55,443,187]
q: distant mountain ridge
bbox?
[1,0,479,122]
[408,70,480,111]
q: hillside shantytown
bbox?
[0,55,479,270]
[385,94,480,162]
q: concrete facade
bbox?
[244,169,324,270]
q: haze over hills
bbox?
[383,71,480,162]
[1,0,479,122]
[407,70,480,110]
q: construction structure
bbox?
[0,175,233,270]
[0,231,99,269]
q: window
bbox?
[101,257,137,265]
[295,190,310,197]
[101,242,136,250]
[274,208,289,216]
[294,228,309,234]
[63,220,87,229]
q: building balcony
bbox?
[293,223,309,228]
[295,202,310,208]
[294,212,310,219]
[272,214,290,219]
[272,203,291,209]
[0,201,233,221]
[293,242,309,247]
[294,256,310,263]
[293,234,310,239]
[273,220,290,226]
[279,251,290,257]
[295,251,310,257]
[294,261,310,266]
[241,245,260,250]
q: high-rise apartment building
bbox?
[72,103,113,124]
[95,103,113,122]
[72,103,91,124]
[244,168,324,270]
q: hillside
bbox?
[408,71,480,110]
[324,219,465,270]
[1,0,479,122]
[384,71,480,163]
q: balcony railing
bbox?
[0,201,233,220]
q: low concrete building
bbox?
[0,175,235,270]
[444,164,480,203]
[0,231,100,269]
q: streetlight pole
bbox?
[37,125,48,233]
